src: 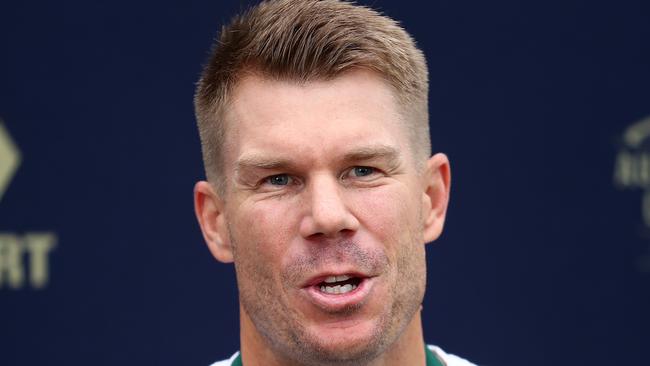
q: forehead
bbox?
[222,70,412,170]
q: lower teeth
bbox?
[319,283,357,294]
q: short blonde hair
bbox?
[194,0,430,188]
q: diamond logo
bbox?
[0,120,21,202]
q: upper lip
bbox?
[301,270,372,288]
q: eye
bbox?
[344,166,381,181]
[351,166,375,177]
[265,174,292,186]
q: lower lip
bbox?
[302,278,374,311]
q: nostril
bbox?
[306,227,355,241]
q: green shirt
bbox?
[231,345,444,366]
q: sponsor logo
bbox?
[0,121,21,201]
[613,115,650,272]
[0,119,57,289]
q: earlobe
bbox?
[194,181,234,263]
[421,153,451,243]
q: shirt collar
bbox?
[231,345,444,366]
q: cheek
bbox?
[230,199,300,261]
[350,185,422,241]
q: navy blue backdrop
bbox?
[1,1,649,365]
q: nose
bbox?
[299,174,360,239]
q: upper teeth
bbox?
[324,275,351,283]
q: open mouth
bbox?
[317,275,363,294]
[301,273,375,310]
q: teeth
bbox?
[319,283,357,294]
[323,275,351,284]
[340,284,353,293]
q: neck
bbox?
[239,305,426,366]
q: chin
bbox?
[298,320,387,364]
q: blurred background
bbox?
[1,0,648,365]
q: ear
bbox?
[194,181,234,263]
[421,153,451,243]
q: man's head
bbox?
[194,0,430,193]
[193,1,451,365]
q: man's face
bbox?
[211,70,446,364]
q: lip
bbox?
[302,271,369,287]
[300,273,375,312]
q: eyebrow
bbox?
[235,155,295,172]
[235,144,402,173]
[341,145,402,167]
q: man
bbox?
[193,1,476,365]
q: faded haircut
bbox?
[194,0,430,190]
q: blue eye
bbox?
[352,166,375,177]
[267,174,290,185]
